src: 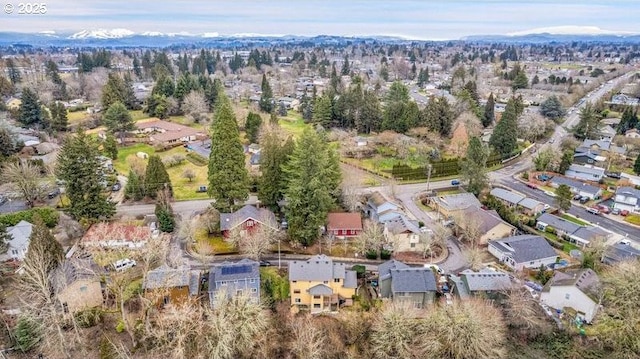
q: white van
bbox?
[586,207,600,215]
[113,258,137,272]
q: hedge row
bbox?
[186,152,208,167]
[0,207,59,228]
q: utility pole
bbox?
[426,164,433,192]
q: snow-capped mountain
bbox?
[507,26,637,37]
[140,31,164,37]
[69,28,136,39]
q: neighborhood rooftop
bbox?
[489,235,557,264]
[390,268,437,293]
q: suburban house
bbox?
[378,259,409,298]
[597,125,617,142]
[428,192,481,220]
[457,206,516,244]
[220,205,278,237]
[601,242,640,265]
[53,258,104,313]
[135,119,205,146]
[549,176,603,200]
[208,259,260,307]
[383,214,423,252]
[624,128,640,138]
[564,164,605,182]
[573,151,607,166]
[450,269,513,300]
[518,198,545,216]
[143,265,201,306]
[490,188,525,208]
[575,139,626,157]
[390,268,438,308]
[366,192,400,222]
[289,254,357,313]
[536,213,610,246]
[81,222,153,248]
[488,235,558,271]
[613,186,640,213]
[2,220,33,261]
[540,269,600,323]
[326,212,363,238]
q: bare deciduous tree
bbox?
[501,288,553,340]
[227,221,278,260]
[289,314,327,359]
[354,220,385,255]
[182,91,209,124]
[370,301,426,359]
[1,161,51,207]
[182,168,196,182]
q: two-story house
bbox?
[378,260,437,308]
[366,192,400,222]
[383,213,423,252]
[613,186,640,213]
[326,212,363,238]
[289,254,357,313]
[143,265,201,307]
[53,258,105,314]
[564,164,605,182]
[220,205,278,237]
[208,259,260,307]
[2,220,33,261]
[540,269,600,323]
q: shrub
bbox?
[74,308,103,328]
[522,172,529,180]
[115,320,126,333]
[380,249,392,260]
[365,249,378,260]
[14,316,41,352]
[186,152,207,166]
[544,226,557,235]
[0,207,59,228]
[352,264,366,278]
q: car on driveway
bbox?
[612,208,621,215]
[259,260,272,267]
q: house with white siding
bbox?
[540,269,600,323]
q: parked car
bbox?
[579,196,589,204]
[597,205,610,214]
[612,208,621,215]
[526,182,538,189]
[586,207,600,215]
[451,179,460,186]
[605,171,622,179]
[423,264,445,275]
[204,142,211,149]
[573,194,582,201]
[196,185,207,193]
[112,182,121,192]
[621,210,630,216]
[259,260,272,267]
[543,190,557,198]
[112,259,136,272]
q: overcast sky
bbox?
[1,0,638,39]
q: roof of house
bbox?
[289,254,335,282]
[326,212,363,231]
[52,258,103,293]
[460,269,513,292]
[490,188,525,205]
[367,191,397,210]
[602,243,640,264]
[249,152,261,165]
[308,283,334,296]
[518,197,543,210]
[542,268,599,301]
[150,127,200,142]
[536,213,581,234]
[567,164,605,176]
[82,222,150,244]
[390,268,437,293]
[384,214,421,235]
[136,119,190,132]
[6,220,33,250]
[143,265,199,295]
[598,125,616,136]
[462,207,511,234]
[571,227,609,242]
[581,139,611,151]
[378,259,410,281]
[616,186,640,200]
[573,152,607,162]
[209,258,259,283]
[489,235,557,264]
[432,192,481,212]
[550,176,602,195]
[219,205,277,232]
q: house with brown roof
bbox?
[326,212,363,238]
[81,222,154,248]
[143,265,201,307]
[135,119,206,146]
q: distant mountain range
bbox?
[1,26,640,47]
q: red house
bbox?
[220,205,278,237]
[326,213,363,238]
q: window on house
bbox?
[294,298,301,303]
[313,295,321,299]
[79,285,87,293]
[62,303,68,313]
[565,293,570,300]
[334,278,340,283]
[234,280,238,284]
[163,296,170,305]
[251,288,257,293]
[294,289,301,294]
[249,278,256,283]
[410,243,416,248]
[313,303,321,308]
[323,281,328,284]
[292,280,297,283]
[11,249,17,255]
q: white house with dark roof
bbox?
[490,188,525,208]
[488,235,558,271]
[383,213,422,252]
[564,164,605,182]
[536,213,609,246]
[613,186,640,212]
[452,269,514,300]
[601,242,640,265]
[540,268,600,323]
[366,191,400,222]
[549,176,602,200]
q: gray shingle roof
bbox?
[209,258,259,283]
[581,139,611,151]
[601,243,640,265]
[550,177,601,196]
[542,269,599,301]
[308,283,333,295]
[518,197,543,210]
[378,259,410,281]
[289,254,355,289]
[490,188,525,205]
[460,269,513,292]
[384,214,421,235]
[6,220,33,250]
[616,186,640,200]
[567,164,605,176]
[537,213,581,234]
[489,235,557,264]
[220,205,277,231]
[144,265,199,295]
[390,268,437,293]
[432,193,481,212]
[52,258,103,292]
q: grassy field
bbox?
[193,229,236,255]
[278,114,309,138]
[624,214,640,226]
[114,143,156,174]
[67,110,89,124]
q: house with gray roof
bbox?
[53,258,105,313]
[383,214,422,252]
[378,259,410,298]
[518,197,545,215]
[208,259,260,307]
[429,192,481,218]
[564,164,605,182]
[2,220,33,261]
[377,260,437,308]
[549,176,602,200]
[143,265,201,306]
[488,235,558,271]
[366,191,400,222]
[289,254,357,312]
[613,186,640,212]
[452,269,513,300]
[490,188,525,208]
[540,268,600,323]
[536,213,610,247]
[601,242,640,265]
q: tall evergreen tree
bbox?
[155,188,175,233]
[208,93,249,211]
[5,58,21,84]
[19,88,44,127]
[313,93,333,127]
[49,101,68,132]
[103,101,135,143]
[460,137,489,196]
[132,55,143,78]
[539,95,566,121]
[56,130,115,221]
[489,98,519,156]
[341,55,350,76]
[152,75,175,98]
[482,93,495,127]
[258,132,294,211]
[144,155,171,199]
[283,128,341,245]
[423,96,454,136]
[245,112,262,144]
[0,127,18,158]
[101,73,129,110]
[124,169,144,201]
[574,103,600,140]
[23,216,63,275]
[617,107,638,134]
[103,134,118,160]
[259,74,274,113]
[634,154,640,175]
[359,90,383,133]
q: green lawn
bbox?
[561,214,589,226]
[278,114,309,138]
[114,144,156,174]
[624,214,640,226]
[194,229,236,255]
[68,110,88,124]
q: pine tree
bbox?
[313,93,333,127]
[258,132,294,210]
[574,103,601,140]
[461,137,489,196]
[49,101,68,132]
[103,101,134,143]
[101,73,128,110]
[634,155,640,175]
[5,58,21,84]
[132,55,143,78]
[0,127,17,158]
[124,169,143,201]
[155,188,175,233]
[539,95,566,121]
[617,107,638,134]
[283,128,341,245]
[103,134,118,160]
[152,75,175,98]
[359,90,383,133]
[341,55,350,76]
[208,93,249,211]
[489,98,519,156]
[245,112,262,144]
[19,88,44,127]
[555,184,573,212]
[144,155,171,199]
[56,129,115,221]
[24,215,63,275]
[423,96,454,136]
[482,93,495,127]
[259,74,274,113]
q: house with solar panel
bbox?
[208,259,260,307]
